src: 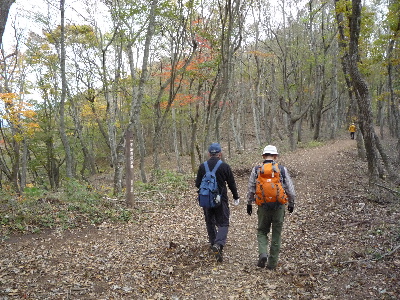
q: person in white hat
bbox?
[246,145,296,269]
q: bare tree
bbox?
[203,0,243,152]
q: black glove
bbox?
[288,205,294,214]
[247,204,252,216]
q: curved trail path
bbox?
[1,138,399,299]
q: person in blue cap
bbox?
[195,143,240,262]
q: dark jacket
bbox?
[195,157,239,202]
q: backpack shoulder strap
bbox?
[272,161,279,173]
[278,164,286,182]
[256,164,263,176]
[211,159,223,174]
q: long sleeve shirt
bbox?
[247,160,295,207]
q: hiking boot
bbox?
[257,253,268,268]
[211,244,223,262]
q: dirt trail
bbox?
[1,138,399,299]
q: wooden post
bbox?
[125,130,134,207]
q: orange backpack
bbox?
[255,162,288,206]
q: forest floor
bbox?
[1,134,400,299]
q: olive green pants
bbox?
[257,204,285,268]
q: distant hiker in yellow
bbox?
[348,123,356,140]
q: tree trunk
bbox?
[59,0,74,178]
[280,96,312,151]
[89,100,110,149]
[190,82,202,173]
[313,65,325,141]
[111,45,124,194]
[386,4,400,163]
[172,107,182,173]
[45,137,60,190]
[329,45,339,140]
[335,0,356,123]
[251,89,261,146]
[20,139,28,189]
[348,0,379,184]
[374,133,400,183]
[70,102,96,177]
[0,0,15,47]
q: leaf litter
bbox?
[1,137,400,299]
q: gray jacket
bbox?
[247,160,295,207]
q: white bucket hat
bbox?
[262,145,278,155]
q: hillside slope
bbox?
[1,137,399,299]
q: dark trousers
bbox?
[203,200,230,247]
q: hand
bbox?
[247,204,252,216]
[233,198,240,206]
[288,205,294,213]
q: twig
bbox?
[291,271,320,276]
[135,200,155,203]
[375,183,400,197]
[340,244,400,264]
[136,190,166,200]
[344,221,369,228]
[136,190,160,194]
[380,244,400,259]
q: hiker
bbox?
[195,143,240,262]
[348,123,356,140]
[246,145,295,269]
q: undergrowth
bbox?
[0,171,191,240]
[0,179,132,239]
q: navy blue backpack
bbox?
[198,160,223,208]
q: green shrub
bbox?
[135,170,190,192]
[0,179,133,239]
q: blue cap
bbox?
[208,143,221,154]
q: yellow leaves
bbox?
[25,122,40,136]
[23,110,36,119]
[13,133,24,143]
[44,24,97,46]
[0,92,18,103]
[0,93,40,138]
[40,43,51,51]
[81,102,107,119]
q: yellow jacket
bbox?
[348,124,356,132]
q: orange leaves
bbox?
[195,35,212,50]
[154,33,217,111]
[159,94,202,109]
